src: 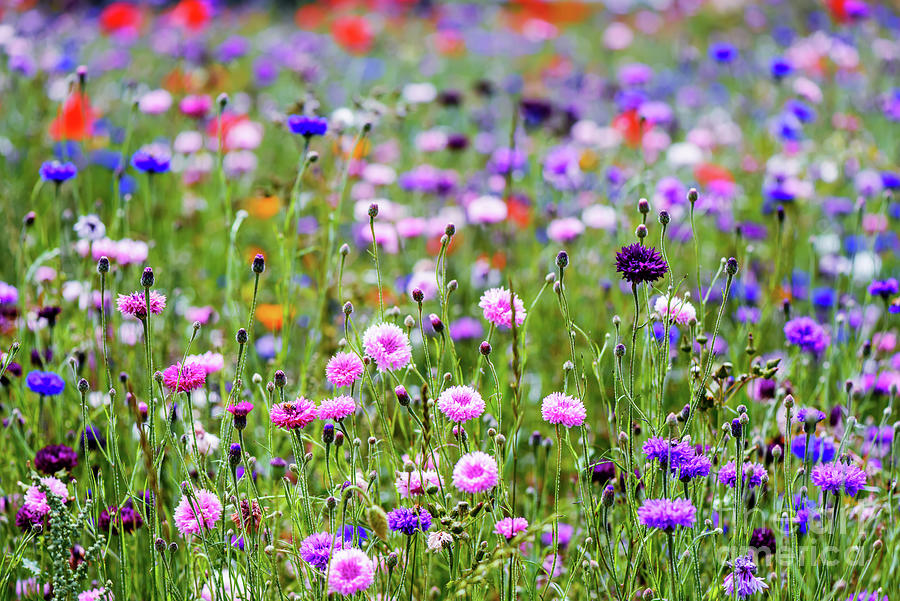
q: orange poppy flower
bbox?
[49,93,95,141]
[247,196,281,220]
[256,304,284,331]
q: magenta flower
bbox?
[811,462,867,496]
[541,392,586,428]
[325,352,365,388]
[270,397,318,430]
[362,323,412,371]
[637,498,696,531]
[495,517,529,539]
[173,489,222,536]
[318,394,356,421]
[479,287,526,328]
[116,291,166,318]
[23,477,68,516]
[437,385,485,423]
[327,548,376,595]
[161,362,206,392]
[452,451,499,494]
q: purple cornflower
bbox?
[300,532,336,572]
[591,461,616,486]
[794,407,826,426]
[387,507,432,535]
[749,527,776,559]
[784,317,830,354]
[790,436,835,463]
[718,461,768,489]
[722,554,768,598]
[868,278,899,299]
[615,244,668,286]
[810,462,867,496]
[131,145,171,174]
[642,437,694,470]
[678,454,713,482]
[847,591,888,601]
[637,498,696,531]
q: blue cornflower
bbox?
[677,454,712,482]
[811,287,837,310]
[287,115,328,137]
[387,507,432,536]
[786,99,816,123]
[39,160,78,183]
[26,371,65,396]
[770,56,793,80]
[790,435,835,463]
[340,524,368,545]
[708,42,738,63]
[131,146,171,174]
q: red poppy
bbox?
[49,93,95,141]
[506,196,532,229]
[99,2,142,35]
[169,0,212,31]
[509,0,592,27]
[693,163,735,186]
[332,15,374,55]
[612,109,646,148]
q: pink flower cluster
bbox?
[162,362,207,392]
[116,291,167,318]
[541,392,587,428]
[76,237,149,265]
[173,488,222,536]
[270,397,318,430]
[479,287,526,328]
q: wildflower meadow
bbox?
[1,1,899,600]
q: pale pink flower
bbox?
[479,287,526,328]
[173,488,222,536]
[362,323,412,371]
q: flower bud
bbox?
[252,254,266,274]
[97,257,110,274]
[141,267,154,288]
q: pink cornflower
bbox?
[395,468,443,498]
[186,351,224,374]
[362,323,412,372]
[77,588,109,601]
[427,531,453,551]
[495,517,529,539]
[226,401,254,417]
[437,385,485,423]
[270,397,318,430]
[318,395,356,421]
[452,451,499,494]
[173,488,222,536]
[327,548,376,596]
[162,362,206,393]
[325,352,365,388]
[479,287,526,328]
[541,392,587,428]
[546,217,585,243]
[654,295,696,325]
[23,477,68,516]
[116,291,166,318]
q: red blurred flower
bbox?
[612,109,647,149]
[169,0,212,31]
[99,2,142,35]
[332,15,374,54]
[49,93,95,141]
[693,163,734,186]
[506,196,532,229]
[206,113,248,151]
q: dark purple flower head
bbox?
[590,461,616,486]
[34,444,78,474]
[615,244,668,286]
[80,425,106,451]
[15,504,44,533]
[387,507,432,536]
[749,527,776,559]
[98,504,143,535]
